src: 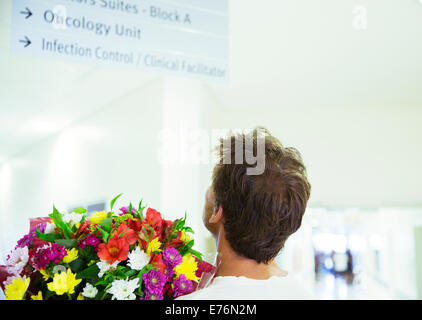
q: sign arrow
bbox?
[20,7,33,19]
[19,36,31,48]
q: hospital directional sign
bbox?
[11,0,229,83]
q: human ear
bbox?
[209,204,224,224]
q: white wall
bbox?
[201,102,422,208]
[0,76,225,262]
[0,78,166,260]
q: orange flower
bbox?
[97,235,129,264]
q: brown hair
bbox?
[212,127,311,263]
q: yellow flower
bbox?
[47,268,82,295]
[40,269,50,281]
[5,276,30,300]
[89,211,107,225]
[180,230,192,243]
[174,253,199,281]
[63,248,79,264]
[31,291,43,300]
[147,237,162,255]
[77,292,84,300]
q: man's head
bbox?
[203,127,311,264]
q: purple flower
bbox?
[29,243,66,270]
[16,223,46,249]
[143,269,166,292]
[141,288,164,300]
[79,234,101,252]
[162,248,182,269]
[118,206,137,216]
[165,268,175,282]
[173,274,193,297]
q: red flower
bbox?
[159,220,172,242]
[75,220,91,239]
[97,234,129,264]
[145,208,163,233]
[115,223,137,246]
[195,257,216,278]
[127,218,142,234]
[149,253,166,274]
[167,230,184,248]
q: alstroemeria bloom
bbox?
[97,235,129,264]
[115,223,137,246]
[145,208,163,233]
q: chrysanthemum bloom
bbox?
[96,259,119,277]
[31,291,43,300]
[127,246,149,271]
[4,276,30,300]
[97,234,129,264]
[174,253,199,281]
[5,246,29,275]
[82,283,98,298]
[173,274,193,297]
[142,288,164,300]
[107,278,139,300]
[146,237,162,256]
[165,268,175,282]
[143,269,166,292]
[89,211,107,225]
[47,268,82,295]
[62,248,78,264]
[162,247,182,269]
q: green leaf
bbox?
[185,239,194,249]
[137,199,144,220]
[49,205,73,239]
[189,249,203,262]
[77,264,100,279]
[125,269,138,277]
[69,258,85,272]
[110,193,123,212]
[96,225,109,243]
[128,203,132,216]
[72,208,87,214]
[35,228,61,242]
[55,239,77,248]
[182,226,194,234]
[100,217,113,232]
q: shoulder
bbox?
[177,275,316,300]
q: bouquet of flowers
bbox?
[0,194,215,300]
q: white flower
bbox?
[127,247,149,271]
[96,260,119,278]
[44,222,56,234]
[5,246,29,276]
[107,278,139,300]
[62,212,83,226]
[82,283,98,298]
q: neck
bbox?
[214,226,287,280]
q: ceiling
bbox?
[1,0,422,163]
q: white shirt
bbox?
[177,274,315,300]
